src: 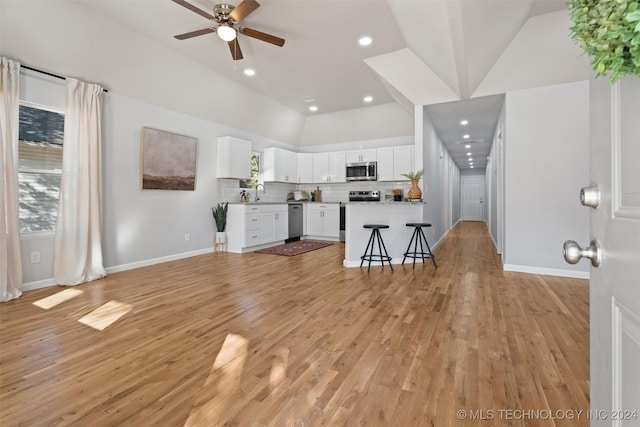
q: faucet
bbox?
[255,183,265,202]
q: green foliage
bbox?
[400,169,424,181]
[569,0,640,83]
[212,202,229,232]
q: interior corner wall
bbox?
[504,80,590,278]
[420,107,457,246]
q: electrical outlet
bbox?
[184,233,190,242]
[30,251,41,264]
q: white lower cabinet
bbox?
[306,203,339,238]
[227,204,288,252]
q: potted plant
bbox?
[401,170,424,200]
[569,0,640,83]
[212,202,229,246]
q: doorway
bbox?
[461,176,484,221]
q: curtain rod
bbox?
[21,65,109,93]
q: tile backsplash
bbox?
[219,179,413,203]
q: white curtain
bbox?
[0,57,23,302]
[54,78,106,285]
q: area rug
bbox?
[256,240,333,256]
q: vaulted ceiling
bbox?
[2,0,590,169]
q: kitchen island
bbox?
[343,202,425,268]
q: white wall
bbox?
[419,107,460,247]
[503,81,590,278]
[486,101,505,254]
[299,103,413,147]
[18,72,295,288]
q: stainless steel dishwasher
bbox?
[288,203,303,240]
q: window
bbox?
[240,152,261,189]
[18,103,65,233]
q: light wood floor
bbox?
[0,222,590,426]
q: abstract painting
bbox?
[142,127,198,191]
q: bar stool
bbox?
[360,224,394,273]
[402,223,437,269]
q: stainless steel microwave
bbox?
[346,161,377,181]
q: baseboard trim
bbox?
[105,247,214,274]
[503,264,590,279]
[21,277,58,292]
[21,248,216,292]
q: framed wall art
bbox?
[141,127,198,191]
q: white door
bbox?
[579,75,640,425]
[461,176,484,221]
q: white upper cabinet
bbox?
[297,153,313,183]
[328,151,346,182]
[263,147,298,183]
[216,136,251,179]
[312,153,329,182]
[376,147,394,181]
[315,152,345,183]
[393,145,414,180]
[376,145,414,181]
[346,148,377,163]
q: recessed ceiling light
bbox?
[243,68,255,76]
[465,144,471,149]
[467,152,472,156]
[469,158,473,162]
[460,119,469,125]
[363,95,373,103]
[470,165,474,168]
[359,36,372,46]
[309,105,318,112]
[463,134,470,139]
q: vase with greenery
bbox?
[569,0,640,83]
[401,170,424,200]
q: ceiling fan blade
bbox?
[228,39,244,60]
[229,0,260,23]
[174,27,215,40]
[171,0,215,20]
[240,27,285,47]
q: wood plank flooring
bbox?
[0,222,590,426]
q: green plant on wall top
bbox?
[569,0,640,83]
[401,170,424,181]
[212,202,228,232]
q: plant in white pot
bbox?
[212,202,229,247]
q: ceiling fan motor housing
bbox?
[214,3,235,22]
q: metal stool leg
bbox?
[420,228,437,269]
[360,229,376,268]
[402,227,418,265]
[377,229,394,271]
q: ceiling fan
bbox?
[172,0,285,61]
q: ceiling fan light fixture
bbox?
[218,24,237,42]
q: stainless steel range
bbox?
[348,190,381,202]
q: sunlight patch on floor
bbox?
[269,348,289,391]
[184,333,249,427]
[78,301,132,330]
[33,289,84,309]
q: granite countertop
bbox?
[345,200,425,205]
